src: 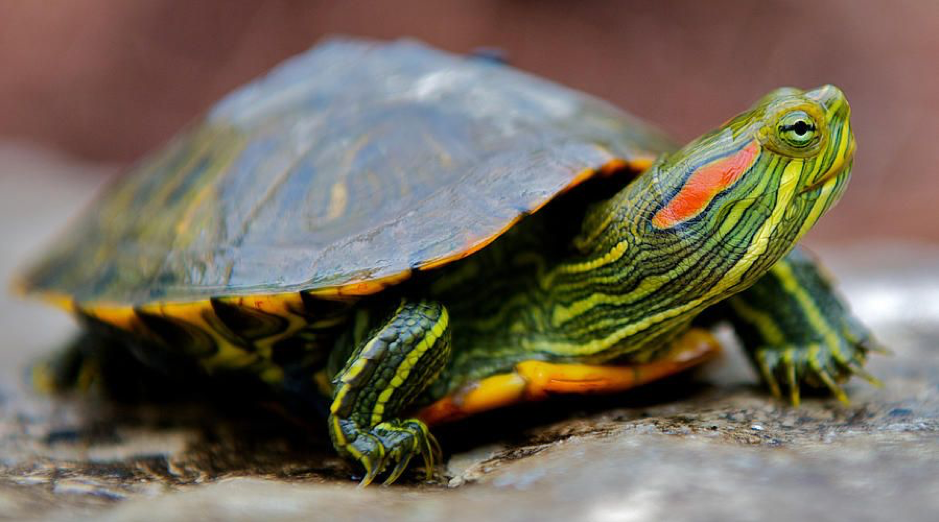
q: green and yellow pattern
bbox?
[20,39,876,486]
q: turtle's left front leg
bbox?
[719,247,883,405]
[327,299,450,486]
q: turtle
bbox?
[19,38,879,486]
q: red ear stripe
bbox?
[652,140,760,229]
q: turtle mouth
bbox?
[799,156,852,196]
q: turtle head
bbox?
[643,85,854,285]
[751,84,854,200]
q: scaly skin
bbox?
[429,86,854,384]
[38,86,867,486]
[722,246,883,405]
[321,85,859,483]
[327,301,449,486]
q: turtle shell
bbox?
[22,38,673,308]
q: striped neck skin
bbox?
[532,85,855,361]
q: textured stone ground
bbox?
[1,144,937,521]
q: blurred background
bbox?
[0,0,936,245]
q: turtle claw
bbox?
[756,355,783,401]
[860,339,892,356]
[358,460,383,489]
[382,452,415,486]
[754,334,880,406]
[784,352,801,406]
[425,429,444,480]
[810,364,849,404]
[346,418,439,487]
[849,363,884,388]
[347,432,386,488]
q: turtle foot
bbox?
[753,321,885,406]
[337,418,442,487]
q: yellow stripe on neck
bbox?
[531,159,804,357]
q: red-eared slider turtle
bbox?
[20,38,878,486]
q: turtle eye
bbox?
[777,111,818,148]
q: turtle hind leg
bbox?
[31,332,99,395]
[32,330,203,402]
[327,299,451,487]
[720,247,883,406]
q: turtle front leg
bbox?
[328,300,450,486]
[721,247,883,405]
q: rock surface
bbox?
[1,144,937,521]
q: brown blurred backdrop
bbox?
[0,0,936,243]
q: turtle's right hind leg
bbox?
[32,331,109,395]
[31,331,194,402]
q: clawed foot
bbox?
[753,319,887,405]
[335,418,442,487]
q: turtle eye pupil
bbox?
[781,119,813,136]
[776,111,818,149]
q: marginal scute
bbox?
[209,297,290,342]
[133,309,219,359]
[73,292,347,376]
